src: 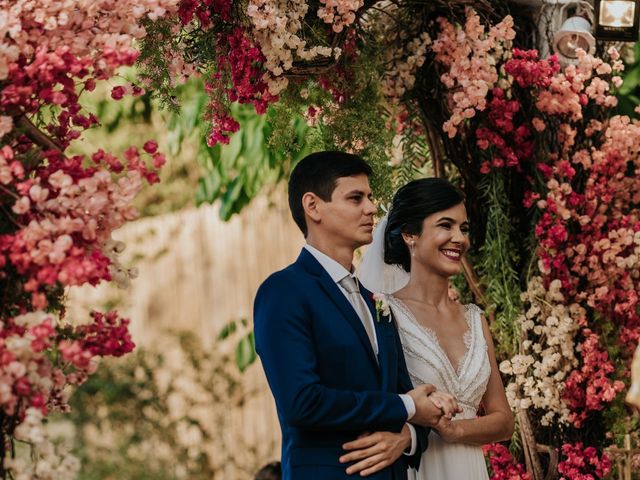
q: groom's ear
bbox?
[302,192,322,223]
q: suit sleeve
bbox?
[254,273,408,433]
[392,311,430,469]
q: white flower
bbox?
[372,293,391,321]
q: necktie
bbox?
[339,275,378,356]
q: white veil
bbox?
[357,214,410,294]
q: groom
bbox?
[254,151,456,479]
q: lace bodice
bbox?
[388,296,491,419]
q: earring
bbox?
[410,241,416,257]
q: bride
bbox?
[359,178,514,479]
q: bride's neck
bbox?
[401,265,451,308]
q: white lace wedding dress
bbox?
[387,296,491,480]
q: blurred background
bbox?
[55,77,308,480]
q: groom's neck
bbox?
[306,235,355,272]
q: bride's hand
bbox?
[434,416,463,443]
[339,425,412,476]
[428,391,462,419]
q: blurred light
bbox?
[553,16,596,62]
[595,0,640,41]
[599,0,635,27]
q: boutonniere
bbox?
[372,293,392,322]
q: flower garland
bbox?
[431,8,515,139]
[432,9,638,478]
[1,0,178,474]
[499,277,582,426]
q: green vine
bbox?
[477,172,522,358]
[393,103,432,189]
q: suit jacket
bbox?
[254,248,429,480]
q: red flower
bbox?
[110,86,125,100]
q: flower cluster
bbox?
[0,310,133,416]
[0,145,162,310]
[562,331,625,428]
[431,8,637,472]
[178,0,232,26]
[557,442,612,480]
[536,114,640,337]
[147,0,370,146]
[0,0,180,84]
[471,50,562,174]
[0,309,133,479]
[381,32,431,101]
[247,0,337,95]
[475,87,534,173]
[483,443,531,480]
[527,56,639,427]
[66,311,135,360]
[203,27,277,145]
[1,0,175,475]
[432,8,515,138]
[6,408,81,480]
[499,277,583,425]
[317,0,363,33]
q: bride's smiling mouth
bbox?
[440,248,462,261]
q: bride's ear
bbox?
[401,232,416,246]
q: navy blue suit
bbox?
[254,249,429,480]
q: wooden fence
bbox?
[67,191,304,478]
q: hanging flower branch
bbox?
[0,0,178,475]
[430,8,638,479]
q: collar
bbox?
[304,244,353,284]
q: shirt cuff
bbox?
[403,423,418,456]
[399,394,416,420]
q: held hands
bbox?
[407,384,461,427]
[339,424,412,476]
[433,415,463,443]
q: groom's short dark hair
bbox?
[288,151,373,236]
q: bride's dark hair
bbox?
[384,178,465,272]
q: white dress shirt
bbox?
[304,244,417,454]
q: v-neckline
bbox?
[389,295,473,378]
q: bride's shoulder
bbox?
[462,303,487,325]
[462,302,484,315]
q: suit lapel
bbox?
[297,249,380,371]
[361,283,393,386]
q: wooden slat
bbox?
[67,190,303,478]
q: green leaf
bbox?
[221,129,243,168]
[219,184,250,221]
[235,332,256,372]
[619,66,640,95]
[195,170,222,205]
[217,321,237,341]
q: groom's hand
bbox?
[339,425,412,476]
[407,384,459,427]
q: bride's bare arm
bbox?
[435,315,514,445]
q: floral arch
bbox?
[1,0,639,478]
